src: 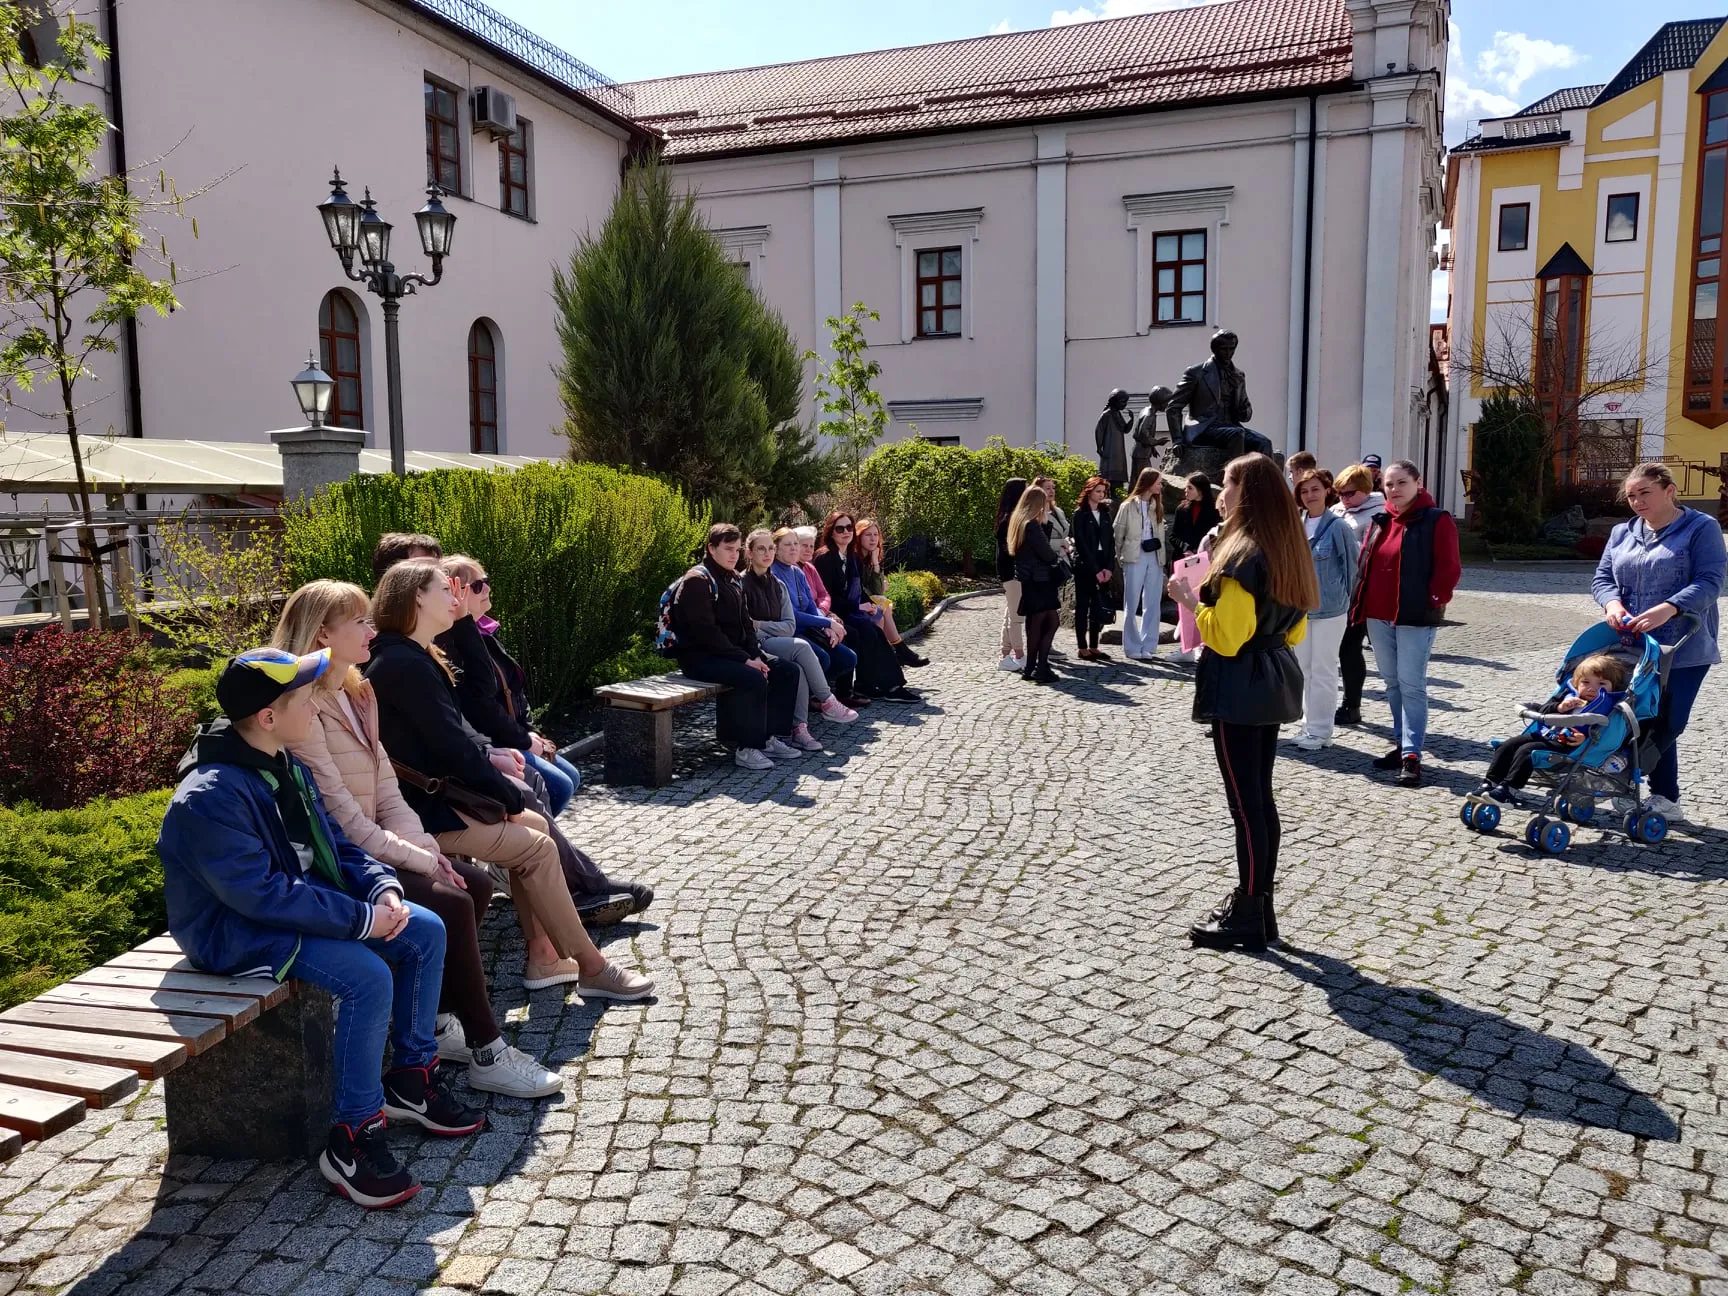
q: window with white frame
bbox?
[714,225,770,290]
[888,209,983,344]
[1123,187,1232,336]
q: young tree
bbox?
[806,303,892,488]
[0,5,192,627]
[553,157,834,523]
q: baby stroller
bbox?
[1460,614,1699,853]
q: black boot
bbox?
[1263,885,1280,946]
[895,642,929,668]
[1189,889,1267,951]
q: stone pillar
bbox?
[164,986,334,1161]
[270,425,367,502]
[604,707,673,788]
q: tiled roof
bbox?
[1512,84,1605,116]
[1450,130,1569,156]
[1596,17,1727,105]
[622,0,1355,160]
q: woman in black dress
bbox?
[1071,477,1116,660]
[813,511,919,702]
[1008,485,1065,683]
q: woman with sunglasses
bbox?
[1328,463,1384,727]
[813,512,918,702]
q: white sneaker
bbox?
[818,695,858,723]
[788,724,824,752]
[433,1013,471,1065]
[999,654,1024,671]
[1294,734,1330,752]
[734,747,773,770]
[469,1043,563,1099]
[1644,795,1683,820]
[763,736,800,759]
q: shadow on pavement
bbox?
[1272,947,1680,1141]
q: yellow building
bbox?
[1443,17,1728,511]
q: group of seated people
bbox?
[668,514,929,770]
[156,533,655,1211]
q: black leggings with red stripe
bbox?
[1212,721,1280,897]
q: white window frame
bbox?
[1123,187,1233,336]
[714,225,771,290]
[889,208,983,343]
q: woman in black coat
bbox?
[1168,472,1221,563]
[1071,476,1116,660]
[1008,485,1065,683]
[993,477,1028,671]
[813,511,918,702]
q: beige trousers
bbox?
[435,809,588,960]
[1001,579,1026,658]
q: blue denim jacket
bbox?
[1591,508,1725,670]
[1308,509,1360,621]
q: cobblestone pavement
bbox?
[13,568,1728,1296]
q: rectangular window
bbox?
[499,119,530,218]
[1605,193,1639,243]
[1497,203,1530,252]
[1687,90,1728,423]
[1538,273,1588,481]
[919,435,962,447]
[915,247,962,338]
[1153,229,1206,325]
[425,79,462,193]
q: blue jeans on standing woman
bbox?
[1365,620,1439,757]
[289,906,446,1128]
[525,750,581,817]
[1651,663,1709,803]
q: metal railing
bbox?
[406,0,635,117]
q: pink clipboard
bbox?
[1175,552,1210,652]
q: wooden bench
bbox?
[0,935,333,1163]
[595,673,728,788]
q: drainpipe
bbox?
[1297,90,1319,453]
[103,0,144,448]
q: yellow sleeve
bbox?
[1195,577,1257,656]
[1285,613,1308,648]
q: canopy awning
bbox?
[0,432,545,496]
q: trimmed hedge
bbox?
[284,463,709,716]
[0,790,172,1011]
[861,437,1097,570]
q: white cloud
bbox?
[987,18,1014,33]
[1445,20,1519,146]
[1475,30,1583,97]
[1049,0,1222,26]
[1431,267,1449,323]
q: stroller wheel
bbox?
[1538,820,1571,854]
[1557,795,1594,826]
[1525,817,1544,848]
[1635,812,1668,844]
[1474,802,1501,833]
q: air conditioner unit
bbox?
[471,86,518,139]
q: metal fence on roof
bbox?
[406,0,635,117]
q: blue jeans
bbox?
[1365,620,1439,757]
[1650,663,1709,802]
[289,906,446,1128]
[525,750,581,816]
[797,631,857,695]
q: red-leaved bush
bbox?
[0,626,199,809]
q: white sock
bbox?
[472,1037,507,1065]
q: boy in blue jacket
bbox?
[158,647,483,1208]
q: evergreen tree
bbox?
[552,158,833,522]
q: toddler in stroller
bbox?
[1461,616,1695,853]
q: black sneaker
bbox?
[575,892,636,927]
[383,1063,486,1137]
[1398,755,1423,787]
[622,881,655,915]
[1334,705,1361,727]
[1372,748,1403,770]
[319,1113,420,1209]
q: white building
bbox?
[3,0,1446,478]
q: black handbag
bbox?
[390,760,508,826]
[1141,537,1161,554]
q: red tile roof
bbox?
[623,0,1355,160]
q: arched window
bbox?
[468,321,499,453]
[318,291,364,429]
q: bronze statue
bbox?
[1165,329,1274,459]
[1132,385,1173,483]
[1093,388,1132,488]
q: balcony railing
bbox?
[405,0,635,118]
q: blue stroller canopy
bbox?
[1554,622,1663,722]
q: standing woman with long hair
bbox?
[1113,467,1166,659]
[1348,459,1461,787]
[1167,454,1317,950]
[1009,485,1065,683]
[1071,477,1116,660]
[1169,472,1220,564]
[994,478,1029,671]
[1291,468,1359,750]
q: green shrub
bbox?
[0,790,171,1010]
[861,437,1097,570]
[283,462,708,716]
[591,637,671,689]
[884,572,928,631]
[1472,396,1544,543]
[165,665,221,724]
[901,570,948,610]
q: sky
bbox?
[490,0,1728,320]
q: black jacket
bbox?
[436,615,534,750]
[1170,499,1221,562]
[1191,553,1305,727]
[1013,520,1063,586]
[994,520,1016,582]
[671,556,760,664]
[813,547,868,619]
[363,631,525,833]
[1072,505,1114,578]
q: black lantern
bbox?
[317,168,362,265]
[291,351,335,427]
[414,186,457,260]
[357,190,392,273]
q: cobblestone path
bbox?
[14,566,1728,1296]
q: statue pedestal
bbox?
[1168,443,1234,483]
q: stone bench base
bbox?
[596,674,728,789]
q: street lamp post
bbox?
[315,168,457,476]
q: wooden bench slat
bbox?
[39,984,261,1028]
[135,936,184,955]
[1,1001,225,1054]
[595,674,725,711]
[0,1049,136,1108]
[0,1128,22,1162]
[74,966,288,1008]
[0,1082,84,1142]
[104,951,195,972]
[0,1020,185,1079]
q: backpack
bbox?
[653,566,719,656]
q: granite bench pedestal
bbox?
[596,674,728,788]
